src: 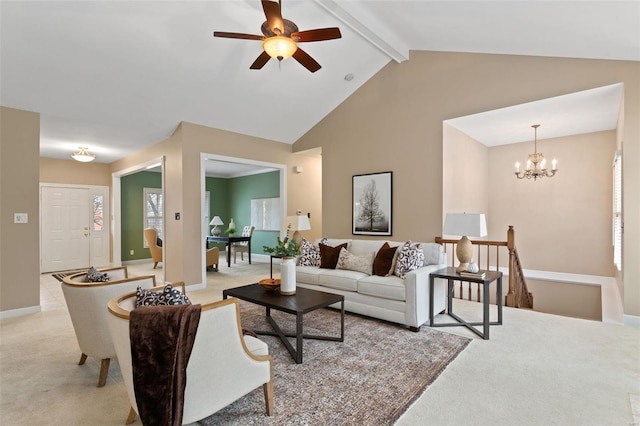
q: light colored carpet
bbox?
[0,262,637,425]
[198,301,470,425]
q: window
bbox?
[92,194,104,231]
[144,187,163,246]
[613,152,622,271]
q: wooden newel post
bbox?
[506,225,516,307]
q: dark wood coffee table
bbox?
[223,284,344,364]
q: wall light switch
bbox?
[14,213,28,224]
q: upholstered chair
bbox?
[206,246,220,271]
[106,292,273,424]
[61,267,156,387]
[143,228,163,269]
[230,225,255,263]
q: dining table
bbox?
[206,235,252,268]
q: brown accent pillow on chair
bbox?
[373,242,399,276]
[319,243,348,269]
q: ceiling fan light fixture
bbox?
[262,36,297,61]
[71,147,96,162]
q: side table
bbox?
[429,267,503,340]
[269,255,283,278]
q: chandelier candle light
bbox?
[515,124,558,180]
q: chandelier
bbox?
[514,124,557,180]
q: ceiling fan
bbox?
[214,0,341,73]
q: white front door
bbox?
[41,186,91,272]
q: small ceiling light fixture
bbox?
[514,124,557,180]
[344,73,354,82]
[71,147,96,163]
[262,36,297,61]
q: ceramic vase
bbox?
[280,256,296,295]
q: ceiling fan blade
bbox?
[291,27,342,43]
[261,0,284,35]
[293,47,321,73]
[250,51,272,70]
[213,31,264,41]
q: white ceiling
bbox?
[1,1,638,165]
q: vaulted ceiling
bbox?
[1,1,638,164]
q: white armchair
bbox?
[61,267,156,387]
[106,291,273,424]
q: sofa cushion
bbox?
[394,241,425,279]
[296,265,324,285]
[357,275,406,301]
[348,240,385,257]
[373,242,399,276]
[319,242,348,269]
[317,269,363,292]
[422,242,444,266]
[336,247,374,275]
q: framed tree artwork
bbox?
[352,171,392,236]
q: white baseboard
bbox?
[0,305,41,319]
[623,314,640,327]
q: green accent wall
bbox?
[121,170,280,261]
[121,171,162,261]
[228,171,280,254]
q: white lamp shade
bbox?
[209,216,224,226]
[443,213,487,238]
[284,215,311,232]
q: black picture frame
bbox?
[352,171,392,236]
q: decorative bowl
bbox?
[258,278,281,292]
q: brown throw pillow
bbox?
[319,243,348,269]
[373,242,399,276]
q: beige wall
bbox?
[489,131,617,276]
[110,122,301,286]
[526,280,602,321]
[443,123,490,220]
[288,150,322,241]
[40,158,112,186]
[0,107,40,312]
[294,51,640,317]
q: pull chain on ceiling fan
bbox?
[213,0,341,73]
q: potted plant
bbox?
[262,223,301,257]
[263,224,300,295]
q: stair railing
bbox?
[435,225,533,308]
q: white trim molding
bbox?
[0,305,41,319]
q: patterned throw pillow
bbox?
[298,238,321,267]
[135,283,191,308]
[86,266,109,282]
[336,248,374,275]
[394,241,425,279]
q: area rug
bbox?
[198,301,471,426]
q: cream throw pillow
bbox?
[336,247,374,275]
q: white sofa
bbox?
[296,239,447,331]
